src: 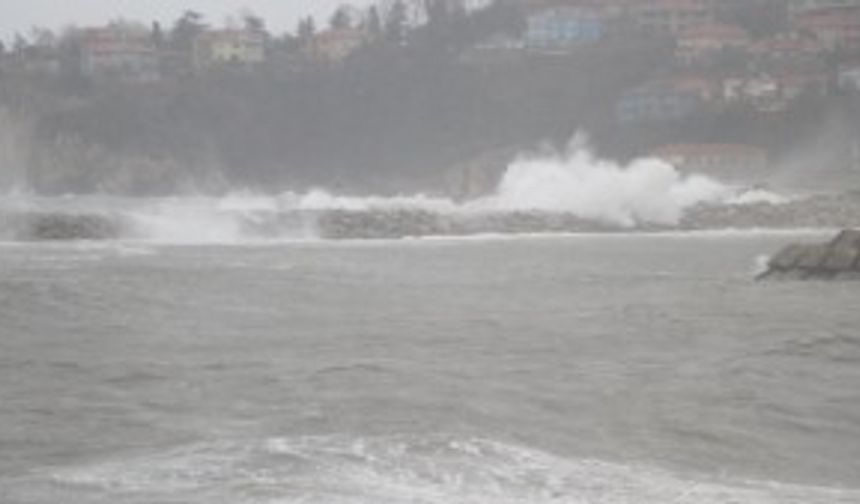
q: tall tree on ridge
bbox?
[385,0,408,45]
[170,10,206,52]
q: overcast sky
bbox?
[0,0,375,42]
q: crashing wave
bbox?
[4,142,851,243]
[0,192,854,243]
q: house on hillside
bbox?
[787,0,860,17]
[459,34,526,66]
[193,29,266,71]
[672,74,722,103]
[615,80,703,124]
[839,63,860,90]
[15,45,61,78]
[724,73,783,111]
[749,30,825,66]
[675,22,750,66]
[524,6,608,52]
[78,26,159,83]
[778,71,829,99]
[309,28,369,63]
[526,0,635,18]
[444,0,494,13]
[794,6,860,51]
[633,0,715,36]
[651,143,769,181]
[722,69,827,112]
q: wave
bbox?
[470,140,738,226]
[2,142,852,244]
[5,434,853,504]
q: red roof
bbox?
[638,0,711,12]
[751,31,824,54]
[78,27,154,54]
[795,6,860,29]
[679,22,749,42]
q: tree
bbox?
[367,6,383,39]
[13,33,29,54]
[243,11,267,34]
[297,16,317,58]
[170,10,206,52]
[425,0,456,42]
[385,0,408,45]
[330,6,352,30]
[297,16,316,43]
[57,28,90,94]
[30,27,57,48]
[151,21,165,48]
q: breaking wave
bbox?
[3,434,852,504]
[470,142,737,226]
[0,142,832,244]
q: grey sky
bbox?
[0,0,374,42]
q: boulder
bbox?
[824,229,860,270]
[769,243,815,270]
[759,229,860,280]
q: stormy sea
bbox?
[1,148,859,503]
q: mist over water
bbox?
[0,142,787,243]
[0,106,33,192]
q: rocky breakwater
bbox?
[759,229,860,280]
[0,211,123,241]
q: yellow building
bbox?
[309,29,369,63]
[194,30,266,70]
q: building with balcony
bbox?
[676,22,750,66]
[616,80,703,124]
[794,6,860,51]
[194,29,266,70]
[633,0,715,36]
[309,29,369,63]
[78,26,159,83]
[525,6,607,51]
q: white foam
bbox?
[0,139,792,244]
[469,143,732,227]
[126,197,248,244]
[32,435,860,504]
[280,188,459,213]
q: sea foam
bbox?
[26,434,859,504]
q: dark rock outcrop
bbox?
[16,213,123,241]
[314,209,623,240]
[759,229,860,280]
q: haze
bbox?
[0,0,372,40]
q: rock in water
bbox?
[759,229,860,280]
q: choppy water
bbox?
[1,233,859,503]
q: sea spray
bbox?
[0,106,35,192]
[470,139,734,226]
[0,140,797,242]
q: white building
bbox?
[788,0,860,16]
[78,26,159,83]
